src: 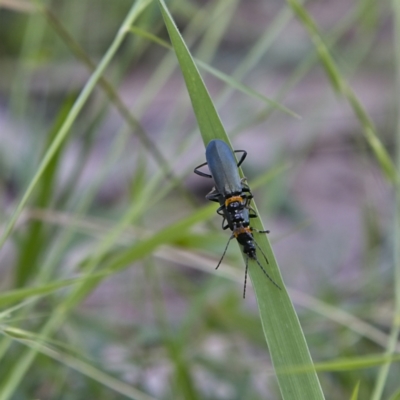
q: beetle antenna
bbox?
[253,238,269,264]
[234,149,247,167]
[254,240,282,290]
[243,257,249,299]
[254,257,281,290]
[216,235,233,270]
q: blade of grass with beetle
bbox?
[157,1,325,398]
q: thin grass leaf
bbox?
[14,96,74,286]
[0,204,218,315]
[3,334,158,400]
[0,3,155,399]
[0,195,218,399]
[32,0,186,194]
[158,1,324,398]
[388,387,400,400]
[102,203,217,275]
[350,381,360,400]
[371,1,400,398]
[229,2,369,137]
[0,0,153,253]
[197,61,301,119]
[158,3,227,146]
[287,0,397,183]
[129,26,300,118]
[289,288,399,351]
[0,278,80,308]
[277,353,400,374]
[167,340,200,400]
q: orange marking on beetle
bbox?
[225,196,243,207]
[233,226,251,238]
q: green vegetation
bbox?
[0,0,398,399]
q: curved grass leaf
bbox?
[287,0,398,184]
[0,279,79,308]
[388,387,400,400]
[350,381,360,400]
[0,0,153,252]
[0,2,155,399]
[0,201,216,400]
[158,1,325,398]
[277,353,400,374]
[1,330,158,400]
[129,26,300,118]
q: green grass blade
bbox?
[129,26,300,118]
[0,203,215,399]
[0,0,153,252]
[388,387,400,400]
[14,96,74,286]
[286,0,397,183]
[371,0,400,398]
[34,1,185,193]
[196,60,300,119]
[158,1,325,398]
[158,2,227,146]
[350,381,360,400]
[277,353,400,374]
[1,332,158,400]
[0,279,80,308]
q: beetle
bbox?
[215,208,281,298]
[194,139,254,230]
[194,139,280,297]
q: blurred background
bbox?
[0,0,398,399]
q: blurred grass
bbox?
[370,1,400,399]
[0,0,399,399]
[287,0,398,183]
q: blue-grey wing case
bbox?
[205,140,242,197]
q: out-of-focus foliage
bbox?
[0,0,399,399]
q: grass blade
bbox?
[0,0,153,252]
[129,26,300,118]
[286,0,398,183]
[371,0,400,397]
[158,1,325,398]
[350,381,360,400]
[14,97,74,286]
